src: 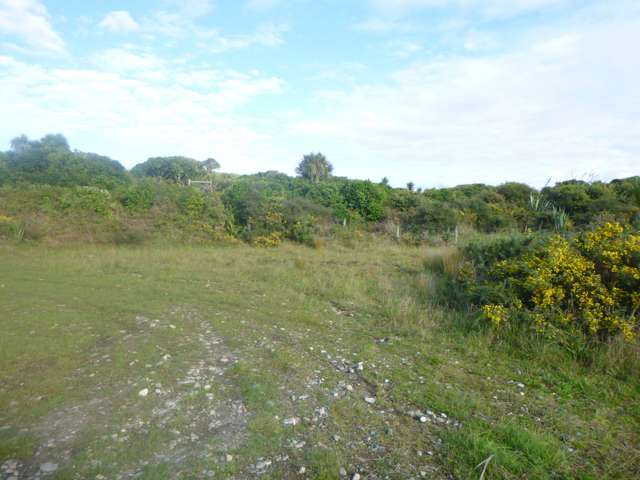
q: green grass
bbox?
[0,241,638,478]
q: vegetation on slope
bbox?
[0,133,639,478]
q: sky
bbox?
[0,0,639,188]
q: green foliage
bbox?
[497,182,537,206]
[0,153,9,185]
[543,180,638,226]
[463,232,537,269]
[3,132,640,254]
[3,134,128,188]
[340,180,386,221]
[459,223,640,343]
[117,181,155,212]
[221,180,274,228]
[612,176,640,207]
[131,156,205,183]
[60,186,115,217]
[398,196,459,237]
[295,152,333,183]
[202,157,221,173]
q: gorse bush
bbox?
[474,223,639,341]
[0,214,16,239]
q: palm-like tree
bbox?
[296,153,333,183]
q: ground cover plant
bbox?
[1,243,638,479]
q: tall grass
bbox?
[422,246,463,277]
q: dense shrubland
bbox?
[1,133,639,349]
[448,224,640,341]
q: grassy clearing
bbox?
[0,241,638,479]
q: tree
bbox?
[10,134,30,154]
[4,134,127,187]
[407,182,415,192]
[295,153,333,183]
[202,158,220,174]
[131,156,205,183]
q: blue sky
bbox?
[0,0,638,187]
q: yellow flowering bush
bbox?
[0,214,16,237]
[482,304,509,326]
[478,222,639,341]
[253,231,282,247]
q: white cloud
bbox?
[370,0,566,17]
[0,54,287,171]
[92,47,164,73]
[99,11,140,32]
[294,15,640,187]
[246,0,285,11]
[354,18,412,33]
[0,0,65,53]
[389,40,423,57]
[197,23,288,53]
[140,1,287,52]
[308,62,368,83]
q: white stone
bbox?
[40,462,58,473]
[138,388,149,397]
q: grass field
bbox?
[1,241,638,479]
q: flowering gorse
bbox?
[480,222,639,340]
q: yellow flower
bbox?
[482,304,509,326]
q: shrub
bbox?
[0,214,16,239]
[253,231,282,247]
[463,232,536,269]
[340,180,386,221]
[475,223,639,341]
[60,186,115,217]
[118,182,154,212]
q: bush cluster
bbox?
[1,134,639,251]
[460,223,639,342]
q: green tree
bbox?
[4,134,127,187]
[202,158,221,174]
[295,153,333,183]
[131,156,205,183]
[0,152,9,185]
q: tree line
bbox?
[1,133,639,245]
